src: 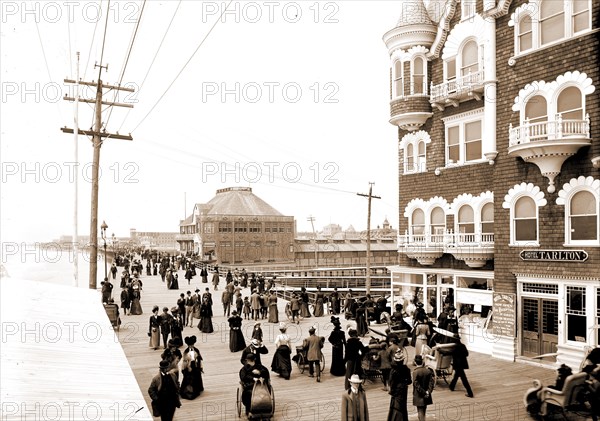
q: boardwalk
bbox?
[1,277,152,421]
[116,269,573,421]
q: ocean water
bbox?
[1,243,106,288]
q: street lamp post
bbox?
[101,221,108,282]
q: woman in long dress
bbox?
[328,317,346,376]
[413,313,431,355]
[313,286,325,317]
[148,306,160,350]
[170,308,183,347]
[180,336,204,399]
[129,278,143,315]
[300,287,311,318]
[198,296,214,334]
[267,291,279,323]
[387,350,412,421]
[169,273,179,290]
[228,311,246,352]
[271,322,292,379]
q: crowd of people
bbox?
[105,252,583,421]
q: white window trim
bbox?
[556,176,600,247]
[450,192,494,242]
[400,131,431,174]
[392,59,404,99]
[443,37,482,84]
[503,183,547,247]
[410,55,428,96]
[509,0,593,57]
[461,0,477,21]
[442,108,485,166]
[565,285,588,346]
[512,71,595,125]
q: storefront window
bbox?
[457,276,492,290]
[566,286,586,342]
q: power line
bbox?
[35,20,62,120]
[83,0,102,80]
[98,0,111,73]
[130,0,233,133]
[118,0,183,132]
[106,0,147,128]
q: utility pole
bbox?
[62,63,134,290]
[72,52,80,288]
[307,215,318,267]
[357,183,381,295]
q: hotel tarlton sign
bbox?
[519,249,589,262]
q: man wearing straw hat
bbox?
[341,374,369,420]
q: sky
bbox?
[1,0,401,245]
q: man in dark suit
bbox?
[159,307,173,349]
[449,335,473,397]
[303,327,324,382]
[148,359,181,421]
[412,355,434,421]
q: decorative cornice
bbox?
[512,71,595,112]
[502,182,547,209]
[508,3,536,27]
[399,130,432,149]
[429,0,458,58]
[441,14,487,60]
[441,107,484,123]
[556,176,600,205]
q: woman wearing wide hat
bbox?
[180,336,204,400]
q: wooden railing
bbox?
[509,114,590,147]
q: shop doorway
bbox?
[522,298,559,359]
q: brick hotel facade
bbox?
[385,0,599,366]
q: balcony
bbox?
[430,70,485,110]
[175,233,195,241]
[390,95,433,131]
[399,230,494,268]
[508,114,591,192]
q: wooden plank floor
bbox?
[117,270,581,420]
[1,277,153,421]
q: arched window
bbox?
[514,196,537,242]
[394,60,403,97]
[569,191,597,241]
[430,207,445,240]
[406,143,414,172]
[540,0,564,45]
[481,202,494,235]
[412,57,425,94]
[461,40,479,76]
[557,87,583,120]
[458,205,475,241]
[518,15,533,52]
[411,209,425,239]
[525,95,547,123]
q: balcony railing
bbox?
[430,70,485,105]
[399,229,494,267]
[399,230,494,246]
[508,114,590,147]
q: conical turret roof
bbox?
[396,0,434,27]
